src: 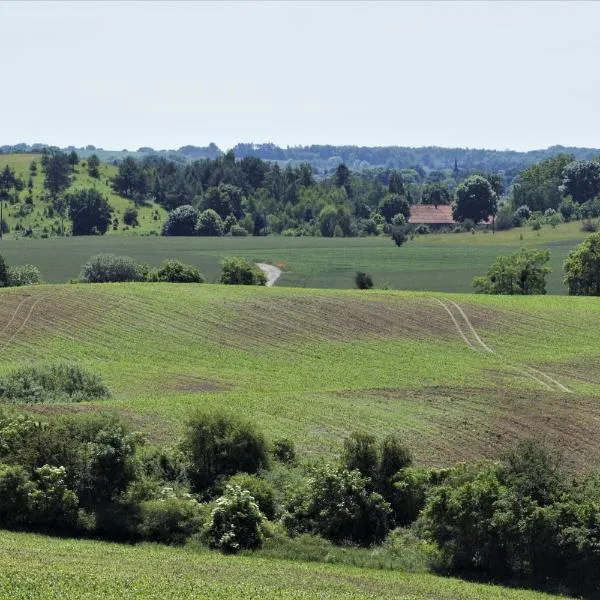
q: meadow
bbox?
[0,531,567,600]
[0,220,589,292]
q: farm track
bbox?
[433,297,572,393]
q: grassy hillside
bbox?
[0,153,167,237]
[0,220,589,292]
[0,283,598,472]
[0,531,565,600]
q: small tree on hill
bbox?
[68,151,79,171]
[43,152,71,199]
[472,248,551,295]
[68,189,113,235]
[564,232,600,295]
[87,154,100,178]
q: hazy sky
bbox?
[1,1,599,151]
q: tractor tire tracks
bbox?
[0,294,46,355]
[431,296,572,393]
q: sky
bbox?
[1,0,599,152]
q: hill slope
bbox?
[0,283,598,472]
[0,153,167,238]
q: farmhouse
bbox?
[408,204,455,227]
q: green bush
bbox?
[391,225,408,247]
[230,224,248,236]
[342,432,379,481]
[0,254,8,287]
[25,465,79,531]
[220,257,266,285]
[225,473,276,519]
[196,209,224,236]
[162,205,200,236]
[149,260,204,283]
[207,485,265,553]
[285,464,391,546]
[6,264,42,287]
[122,207,139,227]
[272,438,296,465]
[0,463,28,527]
[0,362,110,404]
[354,271,374,290]
[183,411,269,494]
[138,495,203,545]
[79,253,145,283]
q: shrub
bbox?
[162,205,199,236]
[388,467,432,526]
[391,213,406,227]
[285,464,391,546]
[220,257,266,285]
[0,254,7,287]
[196,209,224,236]
[494,206,514,231]
[183,411,269,494]
[207,485,265,553]
[379,434,413,481]
[149,260,204,283]
[0,463,28,526]
[68,189,113,235]
[138,495,203,544]
[272,438,296,465]
[581,219,599,233]
[512,204,532,226]
[123,207,139,227]
[413,223,430,235]
[0,362,110,403]
[6,264,42,287]
[230,224,248,236]
[391,225,408,247]
[355,271,373,290]
[25,464,79,530]
[225,473,276,519]
[79,253,145,283]
[564,232,600,295]
[559,197,576,222]
[342,432,379,481]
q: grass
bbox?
[0,531,570,599]
[0,153,167,237]
[0,220,589,292]
[0,283,598,472]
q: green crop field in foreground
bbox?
[1,283,599,472]
[0,531,569,599]
[0,219,589,292]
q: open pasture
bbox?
[0,283,598,472]
[0,220,589,292]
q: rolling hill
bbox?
[0,282,598,472]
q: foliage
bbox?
[0,362,110,403]
[391,225,408,247]
[220,257,266,285]
[560,160,600,204]
[272,438,296,465]
[149,260,204,283]
[355,271,373,290]
[379,194,410,223]
[196,209,224,236]
[453,175,497,223]
[43,151,71,199]
[284,463,391,546]
[87,154,100,178]
[183,411,269,494]
[6,264,42,287]
[472,248,551,295]
[207,485,265,553]
[421,183,451,205]
[225,473,276,519]
[79,253,145,283]
[68,188,113,235]
[162,205,200,236]
[123,206,139,227]
[0,463,28,526]
[138,494,203,544]
[0,253,8,286]
[564,231,600,295]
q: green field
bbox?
[1,283,598,471]
[0,153,167,236]
[0,531,566,600]
[0,220,589,292]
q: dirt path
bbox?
[256,263,282,287]
[431,296,572,393]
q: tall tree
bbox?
[453,175,497,223]
[388,171,404,195]
[563,232,600,295]
[68,189,113,235]
[560,160,600,204]
[68,151,79,171]
[43,152,71,199]
[87,154,100,178]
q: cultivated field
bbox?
[0,283,598,472]
[0,220,589,292]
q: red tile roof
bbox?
[408,205,455,225]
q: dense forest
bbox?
[3,141,600,176]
